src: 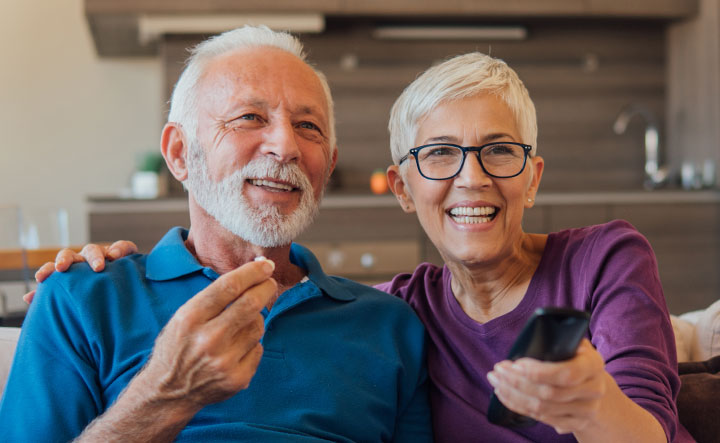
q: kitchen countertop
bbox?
[88,189,720,212]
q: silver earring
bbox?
[527,198,533,202]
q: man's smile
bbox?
[247,178,299,192]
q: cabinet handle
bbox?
[360,253,375,269]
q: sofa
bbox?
[1,300,719,438]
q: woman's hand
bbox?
[23,240,138,304]
[487,339,608,434]
[486,339,665,442]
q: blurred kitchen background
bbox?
[1,0,718,323]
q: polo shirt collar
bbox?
[146,228,357,302]
[146,227,204,281]
[289,243,356,302]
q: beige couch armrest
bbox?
[0,326,21,398]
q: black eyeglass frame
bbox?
[398,142,533,181]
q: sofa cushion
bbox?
[0,326,21,398]
[680,299,720,362]
[678,356,720,443]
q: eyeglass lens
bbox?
[416,143,526,179]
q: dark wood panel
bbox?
[611,203,720,240]
[160,22,667,193]
[546,205,613,232]
[297,206,420,243]
[89,211,190,253]
[86,0,695,16]
[522,205,547,233]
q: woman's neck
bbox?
[446,233,547,324]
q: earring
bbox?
[527,197,533,202]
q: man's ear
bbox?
[387,165,416,213]
[161,123,189,182]
[324,148,339,186]
[525,155,544,208]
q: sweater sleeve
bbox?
[0,274,103,442]
[583,220,680,442]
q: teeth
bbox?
[448,206,496,224]
[449,206,496,216]
[250,179,293,191]
[452,216,493,224]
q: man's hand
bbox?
[486,339,607,435]
[143,258,277,407]
[78,258,278,441]
[24,240,137,303]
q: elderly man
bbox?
[0,26,431,442]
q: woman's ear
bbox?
[161,123,189,182]
[387,165,416,213]
[525,155,544,208]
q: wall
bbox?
[162,20,666,194]
[0,0,163,245]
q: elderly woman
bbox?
[32,53,683,442]
[379,52,682,442]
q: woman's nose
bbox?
[260,121,300,162]
[455,153,493,187]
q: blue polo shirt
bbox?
[0,227,431,442]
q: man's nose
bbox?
[260,121,300,162]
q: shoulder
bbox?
[554,219,643,244]
[375,262,444,302]
[551,220,652,260]
[331,276,425,324]
[33,254,148,315]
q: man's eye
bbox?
[298,121,320,131]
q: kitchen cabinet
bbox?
[89,191,719,315]
[84,0,698,56]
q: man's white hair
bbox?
[168,25,336,151]
[388,52,537,165]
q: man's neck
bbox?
[185,199,307,292]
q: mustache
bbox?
[239,157,312,191]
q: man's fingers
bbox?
[214,281,276,335]
[180,260,276,322]
[107,240,138,260]
[203,314,266,360]
[229,343,264,391]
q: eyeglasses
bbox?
[398,142,532,181]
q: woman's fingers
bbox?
[487,340,610,434]
[107,240,138,260]
[80,244,109,271]
[22,290,36,304]
[54,249,83,272]
[35,262,59,283]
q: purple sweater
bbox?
[376,220,683,442]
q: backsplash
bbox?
[161,20,665,193]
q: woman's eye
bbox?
[240,114,259,121]
[486,144,515,155]
[428,147,455,156]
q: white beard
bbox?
[184,141,323,247]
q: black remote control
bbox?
[487,307,591,428]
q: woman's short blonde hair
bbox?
[388,52,537,164]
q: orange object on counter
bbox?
[370,169,389,194]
